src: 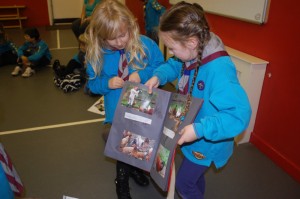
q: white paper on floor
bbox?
[87,96,105,115]
[63,196,79,199]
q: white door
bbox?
[47,0,125,25]
[50,0,83,19]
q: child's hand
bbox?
[145,76,160,94]
[178,124,197,145]
[129,72,141,83]
[109,76,124,89]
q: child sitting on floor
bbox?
[0,23,18,67]
[11,27,52,77]
[53,34,87,93]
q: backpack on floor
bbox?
[54,73,85,93]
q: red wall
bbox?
[206,1,300,182]
[128,0,300,182]
[0,0,50,27]
[1,0,299,182]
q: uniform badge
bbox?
[197,80,205,90]
[192,151,205,160]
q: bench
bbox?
[0,5,27,29]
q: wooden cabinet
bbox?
[0,5,27,28]
[226,46,268,144]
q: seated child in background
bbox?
[53,34,87,93]
[11,27,52,78]
[144,0,166,44]
[0,23,18,67]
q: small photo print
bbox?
[121,85,158,115]
[155,144,170,178]
[88,96,105,115]
[118,130,155,161]
[168,101,185,130]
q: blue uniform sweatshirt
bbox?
[86,35,164,124]
[17,39,52,62]
[0,164,14,199]
[153,33,252,168]
[0,40,17,55]
[145,0,166,35]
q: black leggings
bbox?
[0,51,17,67]
[71,18,89,38]
[56,59,83,77]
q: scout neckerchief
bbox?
[178,59,198,95]
[118,49,129,81]
[178,51,229,95]
[0,143,24,196]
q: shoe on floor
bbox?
[130,168,149,186]
[11,66,22,76]
[22,67,35,77]
[52,59,61,70]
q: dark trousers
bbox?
[116,161,132,175]
[18,50,50,69]
[0,51,17,67]
[176,157,208,199]
[71,18,89,38]
[56,59,83,78]
[146,30,159,44]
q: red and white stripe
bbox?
[0,143,24,196]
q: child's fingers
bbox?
[178,137,184,145]
[145,82,153,94]
[145,77,159,94]
[177,125,197,145]
[177,129,185,145]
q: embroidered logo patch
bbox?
[197,80,205,90]
[192,151,205,160]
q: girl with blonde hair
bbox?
[85,1,164,198]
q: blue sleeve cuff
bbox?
[193,122,204,139]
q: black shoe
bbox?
[130,169,149,186]
[53,59,64,78]
[52,59,60,71]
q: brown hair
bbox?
[159,1,211,65]
[160,1,211,99]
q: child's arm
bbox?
[154,57,182,85]
[27,41,49,62]
[193,64,252,142]
[145,57,182,92]
[109,76,125,89]
[8,40,18,55]
[86,62,114,95]
[17,42,29,57]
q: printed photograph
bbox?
[94,96,105,112]
[168,94,191,131]
[154,144,170,178]
[121,85,158,115]
[118,130,155,161]
[87,96,105,115]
